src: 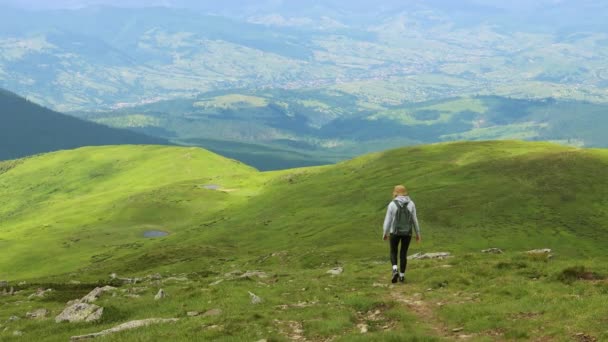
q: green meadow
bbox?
[1,141,607,341]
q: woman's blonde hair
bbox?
[393,185,408,196]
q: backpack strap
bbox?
[393,200,409,208]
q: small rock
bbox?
[239,271,268,279]
[224,270,243,277]
[13,330,23,336]
[26,309,49,319]
[527,248,552,255]
[69,280,81,285]
[18,281,27,286]
[55,303,104,323]
[148,273,162,280]
[70,318,178,340]
[452,327,464,332]
[9,286,14,296]
[29,288,53,299]
[248,291,263,304]
[209,279,224,286]
[186,311,200,317]
[162,277,188,283]
[326,267,344,275]
[8,315,20,322]
[203,308,222,317]
[357,323,368,334]
[154,289,166,300]
[372,283,388,288]
[481,248,503,254]
[408,252,451,260]
[81,286,116,303]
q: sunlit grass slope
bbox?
[1,141,607,341]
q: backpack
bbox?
[393,200,413,236]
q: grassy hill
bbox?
[1,141,607,341]
[0,89,169,161]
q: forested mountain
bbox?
[0,89,168,161]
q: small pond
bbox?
[143,230,169,238]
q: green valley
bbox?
[1,141,607,341]
[74,92,608,170]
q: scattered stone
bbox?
[326,267,344,275]
[81,286,116,303]
[203,308,222,317]
[408,252,451,260]
[224,270,243,277]
[154,289,166,300]
[18,281,27,286]
[186,311,200,317]
[69,280,82,285]
[26,309,49,319]
[209,279,224,286]
[13,330,23,336]
[527,249,552,254]
[70,318,178,340]
[248,291,263,304]
[452,327,464,332]
[56,303,104,323]
[147,273,162,280]
[110,273,142,284]
[27,288,53,299]
[239,271,269,279]
[482,248,503,254]
[9,286,14,296]
[357,323,369,334]
[8,315,20,322]
[124,294,141,299]
[573,332,598,342]
[162,277,188,283]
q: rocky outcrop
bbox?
[481,248,503,254]
[55,303,104,323]
[81,286,116,303]
[70,318,178,340]
[408,252,451,260]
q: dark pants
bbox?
[390,234,412,273]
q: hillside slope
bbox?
[1,141,607,341]
[0,89,169,161]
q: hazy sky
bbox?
[0,0,576,10]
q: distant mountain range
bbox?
[0,89,168,161]
[0,2,607,111]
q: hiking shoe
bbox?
[391,270,399,283]
[399,276,405,283]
